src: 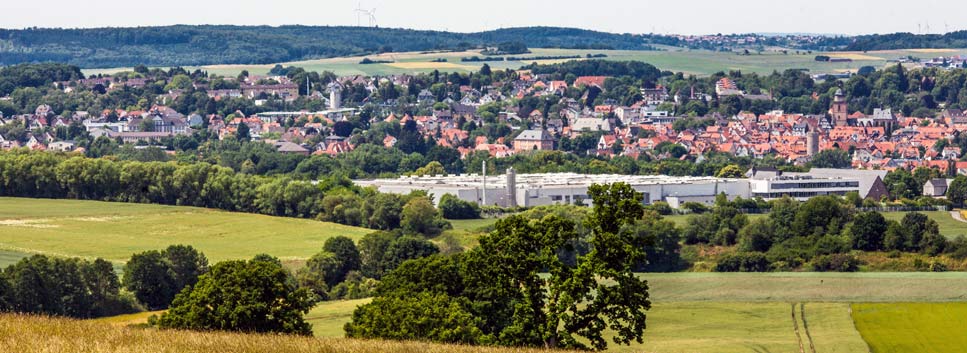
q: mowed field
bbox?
[83,47,967,77]
[0,197,371,266]
[295,273,967,352]
[852,303,967,353]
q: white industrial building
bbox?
[354,165,891,208]
[356,170,748,208]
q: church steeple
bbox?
[830,89,848,126]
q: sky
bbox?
[3,0,966,35]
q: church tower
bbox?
[829,89,848,126]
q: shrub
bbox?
[810,254,860,272]
[646,201,673,215]
[681,202,709,214]
[714,252,771,272]
[438,194,481,220]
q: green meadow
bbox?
[0,197,370,265]
[853,302,967,353]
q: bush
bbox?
[646,201,673,215]
[714,252,771,272]
[438,194,481,220]
[810,254,860,272]
[681,202,709,214]
[946,236,967,260]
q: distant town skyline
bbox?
[3,0,966,36]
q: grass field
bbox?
[883,211,967,239]
[83,47,967,77]
[646,272,967,302]
[852,303,967,353]
[303,301,867,353]
[306,298,371,337]
[84,272,967,352]
[0,197,371,265]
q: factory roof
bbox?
[355,173,736,189]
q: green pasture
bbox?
[0,197,371,264]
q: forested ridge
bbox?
[0,26,657,68]
[824,31,967,51]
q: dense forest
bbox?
[817,31,967,51]
[0,26,658,68]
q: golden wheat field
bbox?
[0,314,568,353]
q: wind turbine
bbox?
[354,3,368,27]
[369,8,377,27]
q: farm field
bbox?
[0,197,370,265]
[646,272,967,302]
[852,302,967,353]
[83,47,967,77]
[86,272,967,352]
[303,300,865,353]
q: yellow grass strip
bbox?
[0,313,569,353]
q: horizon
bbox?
[3,0,966,36]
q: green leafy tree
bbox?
[236,122,250,142]
[738,218,775,252]
[123,251,177,310]
[849,212,887,251]
[163,245,209,291]
[947,175,967,207]
[793,196,849,237]
[715,164,745,178]
[297,251,342,296]
[324,236,361,272]
[346,291,484,343]
[358,231,397,279]
[158,257,314,335]
[123,246,208,310]
[467,183,650,350]
[384,236,440,271]
[347,183,652,350]
[401,197,449,237]
[810,149,851,169]
[438,193,481,219]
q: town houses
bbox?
[6,63,967,179]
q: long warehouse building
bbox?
[353,168,887,208]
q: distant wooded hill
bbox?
[0,26,660,68]
[818,31,967,51]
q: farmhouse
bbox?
[923,178,952,197]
